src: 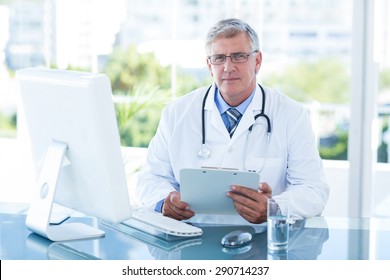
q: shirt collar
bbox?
[214,86,256,115]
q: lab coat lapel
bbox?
[204,85,230,139]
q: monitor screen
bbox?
[16,67,133,241]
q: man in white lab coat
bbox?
[136,18,329,224]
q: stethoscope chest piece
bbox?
[198,144,211,159]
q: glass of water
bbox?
[267,198,289,252]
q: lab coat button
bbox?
[228,147,233,152]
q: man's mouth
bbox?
[222,77,240,82]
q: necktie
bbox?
[226,108,241,137]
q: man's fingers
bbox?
[258,182,272,196]
[162,191,194,220]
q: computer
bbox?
[16,67,202,242]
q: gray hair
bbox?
[205,18,260,55]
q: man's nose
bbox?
[223,57,236,72]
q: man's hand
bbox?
[227,182,272,224]
[162,191,195,220]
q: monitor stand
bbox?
[26,140,105,242]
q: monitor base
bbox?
[26,140,105,241]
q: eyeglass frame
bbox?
[207,50,258,65]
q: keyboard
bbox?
[121,210,203,239]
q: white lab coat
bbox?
[136,84,329,220]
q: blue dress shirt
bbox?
[214,86,255,131]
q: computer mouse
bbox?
[221,230,252,248]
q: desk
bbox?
[1,203,390,260]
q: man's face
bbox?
[207,32,262,107]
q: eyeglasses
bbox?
[208,51,257,65]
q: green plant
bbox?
[104,45,171,94]
[115,85,169,147]
[319,130,348,160]
[0,111,17,138]
[263,57,350,104]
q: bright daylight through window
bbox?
[0,0,389,218]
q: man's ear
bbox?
[255,51,262,74]
[206,58,213,76]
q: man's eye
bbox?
[213,55,225,62]
[233,53,246,60]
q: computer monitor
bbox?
[16,67,133,241]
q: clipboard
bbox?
[180,168,260,215]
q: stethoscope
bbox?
[198,84,272,173]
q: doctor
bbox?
[136,18,329,224]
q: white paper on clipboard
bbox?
[180,168,260,215]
